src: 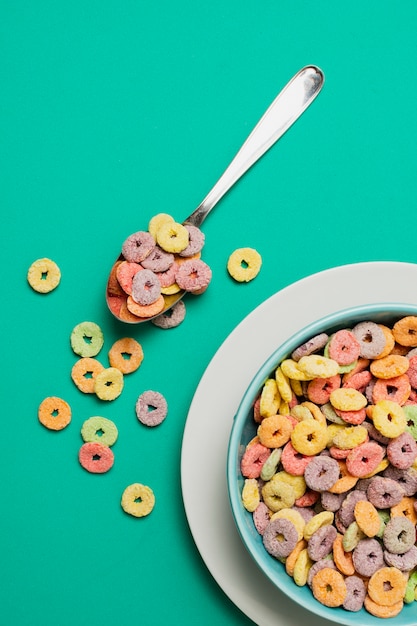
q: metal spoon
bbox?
[106,65,325,323]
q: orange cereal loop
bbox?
[38,396,71,430]
[311,567,347,607]
[370,354,409,379]
[285,539,307,577]
[328,460,359,494]
[393,316,417,347]
[375,325,395,359]
[354,500,380,537]
[126,294,165,318]
[119,299,143,322]
[390,496,417,525]
[257,414,292,448]
[332,533,355,575]
[107,260,125,297]
[108,337,144,374]
[367,567,407,606]
[71,357,105,393]
[364,595,404,618]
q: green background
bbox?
[2,2,417,625]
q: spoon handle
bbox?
[186,65,324,228]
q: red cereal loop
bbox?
[78,442,114,473]
[328,330,361,366]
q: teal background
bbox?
[2,2,417,625]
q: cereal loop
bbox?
[393,316,417,347]
[258,414,292,448]
[71,357,105,393]
[94,367,124,401]
[38,396,71,430]
[78,441,114,473]
[108,337,144,374]
[367,566,407,606]
[81,416,118,447]
[227,247,262,282]
[311,567,347,607]
[121,483,155,517]
[70,321,104,358]
[27,258,61,293]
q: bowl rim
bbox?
[227,302,417,626]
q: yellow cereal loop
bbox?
[290,405,314,422]
[148,213,174,239]
[304,511,334,540]
[285,539,307,577]
[280,359,311,381]
[259,378,281,418]
[27,257,61,293]
[332,425,368,450]
[326,423,345,447]
[329,388,367,411]
[160,282,182,295]
[372,400,406,438]
[227,247,262,282]
[156,221,189,253]
[289,378,303,396]
[279,400,290,415]
[241,478,260,512]
[293,548,313,586]
[121,483,155,518]
[291,419,328,455]
[273,471,306,500]
[297,355,340,379]
[261,475,296,512]
[300,401,326,425]
[275,367,293,403]
[273,508,305,542]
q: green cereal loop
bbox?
[260,448,282,481]
[321,402,345,425]
[404,405,417,439]
[376,509,390,538]
[81,416,118,447]
[404,569,417,603]
[342,521,366,552]
[70,321,104,357]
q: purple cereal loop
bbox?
[291,333,329,362]
[387,431,417,469]
[131,269,161,305]
[384,545,417,571]
[383,466,417,496]
[351,321,386,359]
[307,524,337,561]
[291,506,315,523]
[156,260,179,288]
[343,575,366,612]
[141,246,174,272]
[135,390,168,427]
[352,537,384,577]
[304,456,340,492]
[151,300,186,329]
[122,231,155,263]
[383,516,415,554]
[253,502,270,535]
[175,258,212,292]
[262,518,298,558]
[321,491,346,512]
[361,419,390,445]
[179,224,205,257]
[367,476,405,508]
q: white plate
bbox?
[181,261,417,626]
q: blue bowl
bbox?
[227,303,417,626]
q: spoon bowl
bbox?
[106,65,325,323]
